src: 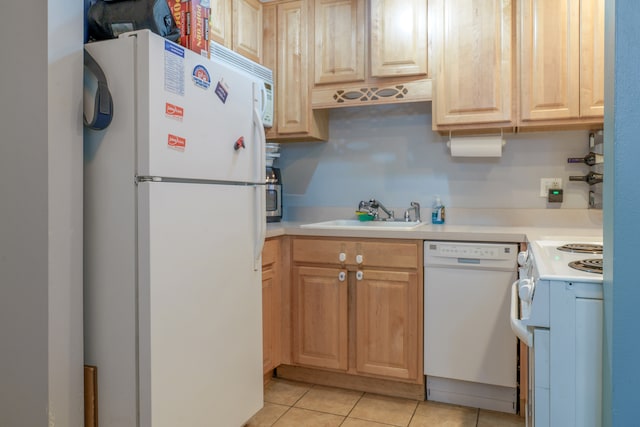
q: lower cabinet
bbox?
[355,269,419,381]
[292,265,348,371]
[262,238,281,375]
[290,237,423,384]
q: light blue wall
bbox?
[604,1,640,426]
[279,103,594,218]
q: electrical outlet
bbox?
[540,178,563,197]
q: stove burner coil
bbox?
[557,243,603,254]
[568,258,603,274]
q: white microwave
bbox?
[209,40,274,128]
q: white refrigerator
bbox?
[84,30,267,427]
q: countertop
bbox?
[266,221,603,244]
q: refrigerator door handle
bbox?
[252,87,267,270]
[253,185,266,271]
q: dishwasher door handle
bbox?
[457,258,481,264]
[510,280,533,347]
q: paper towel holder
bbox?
[446,130,506,157]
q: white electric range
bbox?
[511,233,603,427]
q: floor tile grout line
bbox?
[338,391,365,426]
[262,379,314,426]
[406,399,420,426]
[269,380,360,425]
[344,414,404,427]
[340,392,418,427]
[270,404,292,427]
[291,382,313,406]
[279,405,349,422]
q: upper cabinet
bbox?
[579,0,605,118]
[518,0,604,126]
[263,1,330,141]
[311,0,431,109]
[210,0,232,48]
[369,0,428,78]
[262,0,429,140]
[210,0,262,63]
[431,0,514,130]
[431,0,604,132]
[519,0,579,122]
[313,0,366,85]
[233,0,263,63]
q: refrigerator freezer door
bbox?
[135,31,264,184]
[137,181,263,427]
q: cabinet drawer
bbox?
[356,241,419,269]
[293,239,356,265]
[293,238,419,269]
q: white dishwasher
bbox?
[424,241,518,414]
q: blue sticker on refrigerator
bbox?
[164,40,185,96]
[215,80,229,103]
[192,65,211,90]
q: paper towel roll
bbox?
[448,135,505,157]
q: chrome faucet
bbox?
[358,200,371,213]
[358,199,394,221]
[404,201,421,222]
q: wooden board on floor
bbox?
[84,365,98,427]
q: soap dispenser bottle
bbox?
[432,196,445,224]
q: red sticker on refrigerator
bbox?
[165,102,184,121]
[168,134,187,151]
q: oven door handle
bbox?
[510,280,533,347]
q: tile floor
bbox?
[245,378,525,427]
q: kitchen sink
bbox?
[300,219,425,230]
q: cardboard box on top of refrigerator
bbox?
[167,0,190,48]
[188,0,211,57]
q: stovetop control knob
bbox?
[517,250,529,267]
[518,278,534,303]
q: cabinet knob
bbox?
[355,254,363,264]
[339,252,347,262]
[356,271,363,281]
[338,271,346,282]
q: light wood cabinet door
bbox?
[313,0,365,85]
[580,0,605,118]
[292,266,349,371]
[262,239,281,374]
[262,262,278,373]
[210,0,232,48]
[369,0,428,78]
[233,0,263,63]
[262,3,278,141]
[520,0,581,121]
[277,1,310,134]
[355,269,419,381]
[431,0,513,128]
[263,1,329,141]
